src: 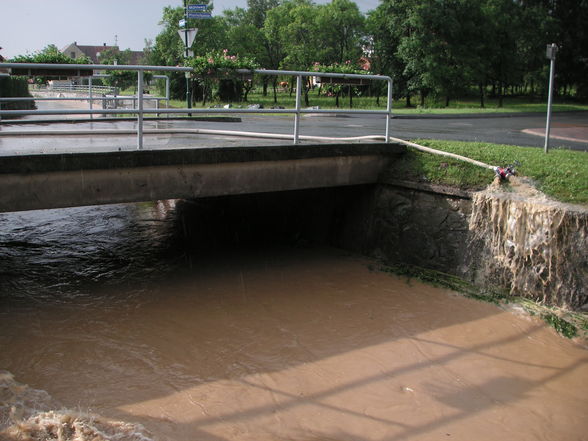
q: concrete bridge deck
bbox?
[0,143,405,213]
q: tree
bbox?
[366,0,415,106]
[224,0,281,96]
[549,0,588,97]
[316,0,365,65]
[98,48,138,91]
[270,0,323,105]
[395,0,487,107]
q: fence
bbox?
[37,84,118,94]
[0,63,393,149]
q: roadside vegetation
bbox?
[142,0,587,110]
[0,77,35,115]
[163,89,588,114]
[8,1,587,114]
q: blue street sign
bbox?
[187,4,207,11]
[187,11,212,19]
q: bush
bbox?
[0,77,35,114]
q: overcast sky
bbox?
[1,0,379,59]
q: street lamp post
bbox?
[183,0,192,111]
[544,43,558,153]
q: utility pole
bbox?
[183,0,192,111]
[544,43,557,153]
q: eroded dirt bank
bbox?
[469,177,588,309]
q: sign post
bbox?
[182,0,192,111]
[177,28,198,57]
[544,43,558,153]
[181,3,210,112]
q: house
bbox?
[61,42,145,65]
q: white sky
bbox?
[0,0,379,59]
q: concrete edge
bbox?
[0,143,406,174]
[391,110,588,120]
[380,178,474,199]
[0,116,242,125]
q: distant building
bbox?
[61,42,145,64]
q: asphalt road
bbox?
[156,111,588,151]
[1,101,587,155]
[196,111,588,150]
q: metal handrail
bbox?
[0,62,192,72]
[39,84,117,93]
[0,63,393,149]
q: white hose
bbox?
[385,136,497,171]
[0,128,498,171]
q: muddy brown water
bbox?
[0,200,587,441]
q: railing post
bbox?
[137,70,144,150]
[294,75,302,145]
[166,75,170,119]
[385,78,393,143]
[89,77,93,120]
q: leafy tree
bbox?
[277,0,321,70]
[316,0,365,64]
[482,0,527,106]
[398,0,486,107]
[366,0,414,105]
[549,0,588,97]
[9,44,90,64]
[9,45,92,85]
[224,0,281,96]
[98,48,138,91]
[262,1,291,100]
[270,0,323,105]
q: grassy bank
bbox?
[387,140,588,205]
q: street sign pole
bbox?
[544,43,557,153]
[183,0,191,112]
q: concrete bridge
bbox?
[0,143,405,213]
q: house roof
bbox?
[63,43,145,64]
[76,45,118,63]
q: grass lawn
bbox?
[388,139,588,205]
[163,89,588,115]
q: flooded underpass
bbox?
[0,189,587,441]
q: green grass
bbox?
[386,140,588,205]
[391,97,588,114]
[164,88,588,114]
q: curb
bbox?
[0,116,242,125]
[390,110,588,120]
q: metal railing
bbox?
[0,63,393,150]
[36,84,118,94]
[4,73,172,118]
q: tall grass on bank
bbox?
[387,140,588,205]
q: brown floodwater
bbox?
[0,200,587,441]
